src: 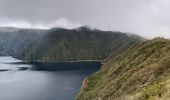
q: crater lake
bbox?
[0,56,101,100]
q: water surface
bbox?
[0,56,101,100]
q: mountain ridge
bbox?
[0,26,144,62]
[77,37,170,100]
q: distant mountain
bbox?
[13,26,144,61]
[77,37,170,100]
[0,26,144,61]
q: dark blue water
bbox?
[0,56,101,100]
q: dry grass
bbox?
[77,38,170,100]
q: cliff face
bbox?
[77,38,170,100]
[0,27,143,62]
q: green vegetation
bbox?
[0,26,143,62]
[77,37,170,100]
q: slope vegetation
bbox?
[11,27,143,61]
[77,37,170,100]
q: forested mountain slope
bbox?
[0,27,143,62]
[21,27,143,61]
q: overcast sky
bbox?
[0,0,170,38]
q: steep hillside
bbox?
[77,37,170,100]
[18,27,143,61]
[0,28,47,57]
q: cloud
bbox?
[47,18,81,29]
[0,17,81,29]
[0,0,170,38]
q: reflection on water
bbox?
[0,56,101,100]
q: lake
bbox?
[0,56,101,100]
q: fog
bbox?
[0,17,81,29]
[0,0,170,38]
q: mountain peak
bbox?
[152,37,166,40]
[75,26,96,31]
[150,37,169,43]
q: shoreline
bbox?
[24,59,102,63]
[0,55,103,63]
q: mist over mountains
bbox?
[1,0,170,38]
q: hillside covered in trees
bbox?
[0,26,143,62]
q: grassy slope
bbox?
[77,37,170,100]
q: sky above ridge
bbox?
[0,0,170,38]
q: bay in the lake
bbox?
[0,56,101,100]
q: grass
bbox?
[77,38,170,100]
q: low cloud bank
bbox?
[0,17,81,29]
